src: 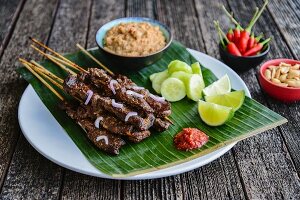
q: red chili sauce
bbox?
[174,128,209,151]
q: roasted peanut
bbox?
[264,69,271,80]
[275,82,288,87]
[287,69,300,79]
[271,78,281,84]
[291,64,300,70]
[275,68,281,79]
[279,74,287,82]
[271,67,276,79]
[286,79,300,88]
[266,62,300,88]
[280,66,289,74]
[280,62,291,67]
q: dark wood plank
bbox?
[122,0,246,199]
[47,0,91,52]
[267,0,300,59]
[156,0,205,51]
[0,136,63,199]
[60,0,124,199]
[0,0,62,198]
[86,0,126,48]
[126,0,154,17]
[222,0,300,198]
[62,172,121,200]
[124,1,195,199]
[0,0,26,58]
[264,0,300,176]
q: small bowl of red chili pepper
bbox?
[215,0,271,71]
[219,38,270,72]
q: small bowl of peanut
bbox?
[259,59,300,102]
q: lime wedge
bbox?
[205,90,245,111]
[203,74,231,96]
[161,78,186,102]
[151,70,169,94]
[198,100,234,126]
[186,74,205,101]
[168,60,192,74]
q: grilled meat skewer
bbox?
[79,68,154,113]
[115,74,172,118]
[79,68,171,118]
[62,102,126,155]
[78,69,171,131]
[73,104,151,143]
[64,74,155,131]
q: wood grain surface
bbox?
[0,0,299,199]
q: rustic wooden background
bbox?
[0,0,300,199]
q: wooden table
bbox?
[0,0,300,199]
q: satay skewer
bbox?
[28,40,173,124]
[19,59,64,90]
[19,58,64,101]
[30,60,64,84]
[31,44,76,75]
[29,37,87,73]
[76,43,114,75]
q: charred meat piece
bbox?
[63,103,125,155]
[78,119,125,155]
[64,75,155,131]
[97,96,155,131]
[87,68,154,113]
[152,118,172,132]
[62,101,150,143]
[76,105,151,142]
[116,74,172,117]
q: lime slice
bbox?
[151,70,169,94]
[205,90,245,111]
[191,62,202,77]
[198,100,234,126]
[168,60,192,74]
[186,74,205,101]
[161,78,186,102]
[203,74,231,96]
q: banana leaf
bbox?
[17,41,287,177]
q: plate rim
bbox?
[18,48,251,180]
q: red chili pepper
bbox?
[221,6,243,44]
[243,38,271,56]
[227,28,234,42]
[214,21,242,56]
[247,33,255,50]
[254,33,264,45]
[233,26,242,43]
[238,1,268,53]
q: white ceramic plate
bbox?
[18,49,251,180]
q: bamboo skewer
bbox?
[19,59,64,90]
[47,54,81,72]
[76,43,114,75]
[30,37,87,73]
[35,69,64,90]
[30,60,64,84]
[19,58,64,101]
[27,40,173,124]
[31,44,76,75]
